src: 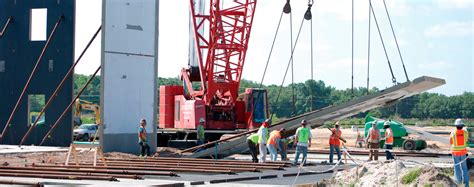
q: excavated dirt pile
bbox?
[325,161,456,186]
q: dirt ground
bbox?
[0,150,137,167]
[309,126,452,151]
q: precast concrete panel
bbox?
[0,0,75,146]
[101,0,158,154]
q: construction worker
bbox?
[356,131,364,148]
[197,118,206,145]
[247,133,260,163]
[329,121,342,164]
[279,135,293,161]
[366,121,380,161]
[267,128,284,161]
[293,119,312,165]
[450,119,469,186]
[257,120,270,163]
[383,121,394,160]
[138,118,150,157]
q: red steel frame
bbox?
[185,0,257,110]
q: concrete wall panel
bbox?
[101,0,158,154]
[0,0,75,146]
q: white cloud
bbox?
[416,61,453,70]
[437,0,473,9]
[315,0,412,22]
[424,21,473,38]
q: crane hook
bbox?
[304,1,313,20]
[283,0,291,14]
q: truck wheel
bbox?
[403,140,416,150]
[416,140,427,150]
[82,134,89,141]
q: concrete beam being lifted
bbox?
[187,76,446,158]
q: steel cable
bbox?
[382,0,409,82]
[367,0,372,95]
[20,26,102,146]
[40,66,102,145]
[369,2,397,84]
[270,13,309,120]
[0,15,64,141]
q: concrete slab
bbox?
[0,145,67,154]
[189,76,446,158]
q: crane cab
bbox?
[238,88,269,130]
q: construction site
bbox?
[0,0,472,186]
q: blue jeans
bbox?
[453,155,469,186]
[268,144,278,161]
[279,139,287,160]
[138,142,150,156]
[329,145,341,163]
[293,145,308,165]
[385,144,394,160]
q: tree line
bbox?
[74,74,474,119]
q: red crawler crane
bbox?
[159,0,268,146]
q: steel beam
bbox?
[34,164,234,174]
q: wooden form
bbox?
[65,142,106,166]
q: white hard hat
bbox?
[384,121,390,126]
[199,118,205,123]
[454,118,464,127]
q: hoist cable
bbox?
[369,2,397,84]
[271,5,311,120]
[366,0,372,95]
[258,11,284,88]
[247,10,285,126]
[290,10,296,115]
[310,16,314,111]
[351,0,355,97]
[383,0,409,82]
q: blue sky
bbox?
[74,0,473,96]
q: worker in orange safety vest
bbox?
[383,121,394,160]
[366,121,380,161]
[329,121,342,164]
[267,128,284,161]
[450,118,469,186]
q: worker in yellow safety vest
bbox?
[247,133,260,163]
[383,121,394,160]
[366,121,380,161]
[293,119,312,165]
[329,121,342,164]
[197,118,206,145]
[450,118,469,186]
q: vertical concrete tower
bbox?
[101,0,159,153]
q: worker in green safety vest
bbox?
[247,133,260,163]
[197,118,206,146]
[293,119,312,165]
